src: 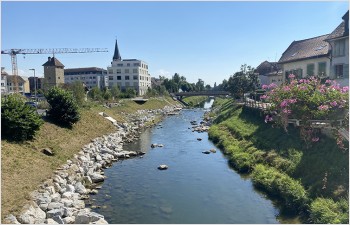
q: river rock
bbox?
[197,138,202,141]
[46,218,59,224]
[3,214,20,224]
[72,199,85,209]
[18,202,46,224]
[90,173,105,183]
[202,151,211,154]
[92,218,109,224]
[47,202,64,211]
[42,148,54,156]
[158,165,168,170]
[151,143,158,148]
[158,144,164,147]
[210,149,217,153]
[63,216,76,224]
[47,208,64,219]
[75,181,87,194]
[52,215,64,224]
[61,198,74,207]
[75,211,105,224]
[63,207,75,217]
[46,186,56,195]
[95,154,102,161]
[51,193,61,202]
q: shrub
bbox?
[45,87,80,127]
[310,197,349,224]
[1,94,43,141]
[252,164,308,209]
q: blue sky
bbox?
[1,1,348,86]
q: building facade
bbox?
[325,10,349,87]
[107,39,151,96]
[1,67,8,94]
[42,56,65,89]
[278,34,331,83]
[28,77,45,93]
[255,61,283,86]
[64,67,108,90]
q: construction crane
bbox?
[1,48,108,93]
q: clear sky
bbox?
[1,1,349,86]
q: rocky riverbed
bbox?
[3,104,182,224]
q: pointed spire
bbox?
[113,38,121,61]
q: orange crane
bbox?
[1,48,108,93]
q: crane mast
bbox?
[1,48,108,93]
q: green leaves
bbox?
[1,94,43,141]
[45,87,80,127]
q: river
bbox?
[88,99,296,223]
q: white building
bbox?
[64,67,108,90]
[107,39,151,96]
[1,67,8,94]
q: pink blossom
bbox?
[312,137,319,142]
[325,80,332,84]
[288,99,297,104]
[330,101,338,107]
[280,100,289,107]
[262,84,269,90]
[282,109,292,114]
[318,105,329,111]
[298,85,308,90]
[288,74,295,79]
[283,86,291,91]
[264,115,273,123]
[268,83,278,89]
[260,95,267,99]
[341,86,349,93]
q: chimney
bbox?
[48,57,51,61]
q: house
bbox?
[278,34,330,83]
[42,56,65,89]
[28,77,45,92]
[107,39,151,96]
[324,10,349,87]
[64,67,108,90]
[6,75,26,94]
[255,61,283,86]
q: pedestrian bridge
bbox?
[174,91,230,97]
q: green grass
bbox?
[182,96,207,107]
[208,98,349,223]
[1,96,179,221]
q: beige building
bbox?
[42,56,65,89]
[278,34,330,83]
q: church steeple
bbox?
[113,38,122,61]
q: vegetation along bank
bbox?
[208,98,348,224]
[1,93,182,222]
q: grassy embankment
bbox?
[1,96,178,220]
[181,96,208,107]
[208,98,348,223]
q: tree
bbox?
[69,81,86,106]
[110,85,121,99]
[226,64,258,98]
[1,94,43,141]
[196,79,205,91]
[88,87,103,101]
[45,87,80,127]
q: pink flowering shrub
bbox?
[263,75,349,148]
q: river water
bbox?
[89,99,293,223]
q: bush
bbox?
[1,94,43,141]
[252,164,308,209]
[45,87,80,127]
[310,197,349,224]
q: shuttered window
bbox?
[307,64,315,76]
[318,62,327,77]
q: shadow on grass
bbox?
[42,115,74,129]
[238,106,349,200]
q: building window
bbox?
[133,63,140,66]
[109,76,114,80]
[127,63,130,67]
[108,69,113,74]
[125,76,130,80]
[307,64,315,76]
[335,64,344,78]
[318,62,327,77]
[125,69,129,73]
[333,39,345,57]
[133,75,138,80]
[133,69,138,73]
[117,76,121,80]
[117,69,121,74]
[117,64,123,67]
[133,82,138,87]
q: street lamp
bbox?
[29,69,36,102]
